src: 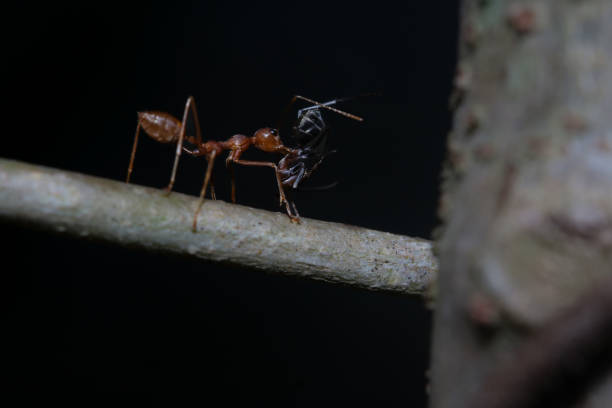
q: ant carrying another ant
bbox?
[126,95,363,232]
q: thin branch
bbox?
[0,158,437,295]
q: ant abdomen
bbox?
[138,111,182,143]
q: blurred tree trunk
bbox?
[430,1,612,407]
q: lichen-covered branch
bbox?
[0,158,437,295]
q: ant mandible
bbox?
[126,95,362,232]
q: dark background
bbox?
[3,2,458,406]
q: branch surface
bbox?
[0,158,437,295]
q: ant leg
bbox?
[285,197,300,223]
[291,201,300,219]
[165,96,202,195]
[126,118,142,183]
[201,156,217,199]
[225,156,237,203]
[231,159,299,221]
[188,96,203,146]
[192,151,217,232]
[285,189,301,224]
[209,181,217,200]
[182,144,214,199]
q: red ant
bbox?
[126,95,362,231]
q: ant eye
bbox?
[270,128,278,135]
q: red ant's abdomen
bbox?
[138,111,182,143]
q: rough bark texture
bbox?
[0,158,437,295]
[431,1,612,407]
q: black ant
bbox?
[277,96,361,218]
[126,95,362,231]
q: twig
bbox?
[0,158,437,295]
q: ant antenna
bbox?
[294,95,363,122]
[297,98,350,115]
[298,92,381,115]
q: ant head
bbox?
[253,127,289,153]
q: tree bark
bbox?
[431,1,612,407]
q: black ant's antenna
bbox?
[294,92,380,119]
[293,95,363,122]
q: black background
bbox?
[3,2,458,406]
